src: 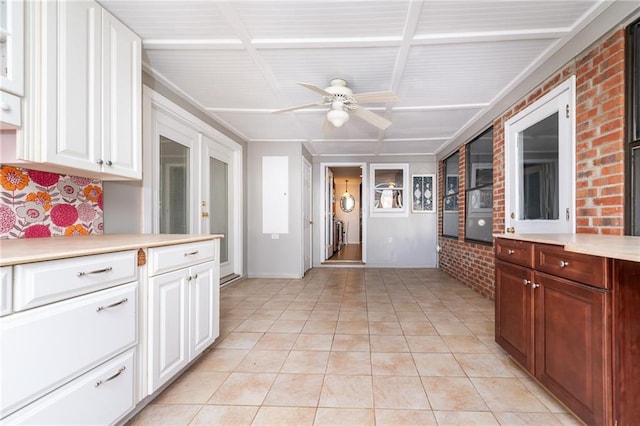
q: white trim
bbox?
[301,157,313,276]
[370,163,410,217]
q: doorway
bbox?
[322,164,365,264]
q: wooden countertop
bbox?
[0,234,224,266]
[494,233,640,263]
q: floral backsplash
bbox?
[0,166,104,239]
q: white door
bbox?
[201,136,236,279]
[505,77,575,234]
[46,0,102,172]
[325,168,334,260]
[189,261,218,357]
[153,109,199,234]
[148,269,188,393]
[302,158,312,274]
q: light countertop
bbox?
[0,234,224,266]
[495,233,640,263]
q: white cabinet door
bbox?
[44,0,102,173]
[0,0,24,96]
[148,269,189,392]
[101,9,141,179]
[189,261,219,357]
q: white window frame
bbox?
[504,76,576,234]
[370,163,409,217]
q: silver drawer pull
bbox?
[95,366,126,387]
[184,251,199,257]
[559,260,569,268]
[507,249,515,255]
[77,266,113,277]
[96,298,128,312]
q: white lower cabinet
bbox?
[3,349,135,425]
[147,241,219,394]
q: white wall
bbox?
[247,142,304,278]
[313,155,439,268]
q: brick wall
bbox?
[438,27,627,298]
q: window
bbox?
[466,128,493,243]
[504,76,575,234]
[442,152,459,237]
[627,18,640,235]
[370,164,408,216]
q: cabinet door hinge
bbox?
[566,208,570,221]
[566,104,570,118]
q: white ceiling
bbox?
[100,0,611,157]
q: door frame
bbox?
[142,87,244,276]
[301,157,313,276]
[320,162,367,263]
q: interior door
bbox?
[303,158,312,274]
[325,168,334,260]
[153,110,198,234]
[505,79,575,234]
[201,136,235,279]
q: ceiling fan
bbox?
[273,78,398,130]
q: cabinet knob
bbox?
[523,279,530,286]
[531,283,540,289]
[96,159,104,165]
[559,260,569,268]
[106,160,113,166]
[507,249,515,255]
[0,103,10,112]
[187,275,192,281]
[193,273,198,279]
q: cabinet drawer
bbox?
[148,241,215,276]
[3,348,135,425]
[535,244,608,289]
[1,267,12,317]
[495,238,534,268]
[0,282,137,416]
[0,91,22,128]
[13,250,137,311]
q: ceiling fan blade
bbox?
[272,102,325,113]
[352,91,399,104]
[352,106,392,130]
[297,82,333,97]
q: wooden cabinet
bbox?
[5,0,141,180]
[495,238,611,425]
[534,272,609,424]
[147,241,220,393]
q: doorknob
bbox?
[309,220,313,225]
[201,212,209,218]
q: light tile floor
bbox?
[129,268,583,425]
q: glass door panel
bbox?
[209,157,228,263]
[159,136,189,234]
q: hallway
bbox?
[130,268,579,425]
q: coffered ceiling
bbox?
[99,0,622,157]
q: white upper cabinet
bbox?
[0,0,24,129]
[10,0,141,180]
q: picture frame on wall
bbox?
[411,174,435,213]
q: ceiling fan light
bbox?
[327,109,349,127]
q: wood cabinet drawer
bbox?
[495,238,534,268]
[535,244,608,289]
[148,241,215,276]
[0,282,137,416]
[1,267,12,317]
[13,250,137,311]
[3,348,135,425]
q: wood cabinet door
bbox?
[188,261,218,358]
[495,260,534,372]
[534,272,610,425]
[45,0,102,172]
[148,269,189,393]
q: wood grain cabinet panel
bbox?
[534,272,610,425]
[495,238,534,268]
[535,244,609,289]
